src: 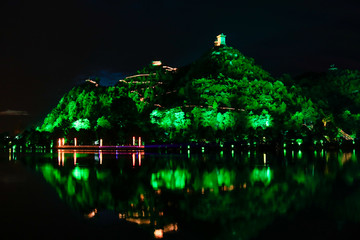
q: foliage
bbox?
[296,69,360,137]
[248,110,272,130]
[184,46,273,81]
[72,119,90,131]
[150,107,191,140]
[23,45,360,146]
[96,116,111,129]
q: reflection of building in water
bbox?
[150,167,257,193]
[58,149,65,166]
[85,209,97,219]
[73,151,77,165]
[117,192,178,239]
[132,152,144,167]
[340,152,353,165]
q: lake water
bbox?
[7,148,360,239]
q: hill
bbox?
[17,37,360,148]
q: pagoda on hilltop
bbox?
[214,33,226,46]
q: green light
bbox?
[250,167,272,186]
[72,167,90,181]
[151,174,159,190]
[217,168,233,186]
[96,170,110,180]
[248,110,273,130]
[296,139,303,146]
[96,116,111,129]
[151,168,191,190]
[266,167,271,179]
[150,107,191,139]
[293,171,306,184]
[40,164,62,182]
[67,176,76,195]
[72,119,91,131]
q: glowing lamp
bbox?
[164,223,178,232]
[85,209,97,219]
[154,229,163,239]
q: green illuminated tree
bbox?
[150,107,191,140]
[96,116,111,129]
[72,119,91,131]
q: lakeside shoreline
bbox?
[4,140,358,153]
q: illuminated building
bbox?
[152,61,162,66]
[214,33,226,46]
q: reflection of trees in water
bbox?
[33,151,360,240]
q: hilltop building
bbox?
[152,61,162,66]
[214,33,226,46]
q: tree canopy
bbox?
[21,46,360,147]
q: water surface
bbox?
[10,148,360,239]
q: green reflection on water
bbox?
[250,167,272,186]
[96,170,110,180]
[151,168,191,190]
[26,150,360,240]
[72,167,90,181]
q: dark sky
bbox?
[1,0,360,135]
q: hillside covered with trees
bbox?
[17,45,360,149]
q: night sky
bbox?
[1,0,360,135]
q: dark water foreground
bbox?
[0,153,150,239]
[2,149,360,239]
